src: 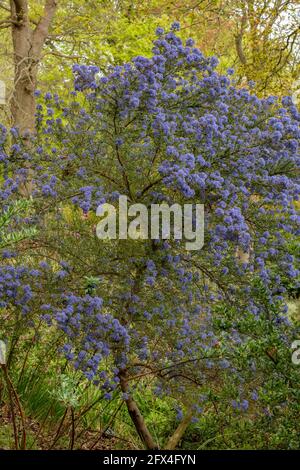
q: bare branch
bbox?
[235,9,248,65]
[32,0,57,57]
[10,0,28,22]
[0,2,10,12]
[0,17,17,27]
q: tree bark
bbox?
[119,370,158,450]
[10,0,57,134]
[234,9,248,66]
[164,409,193,450]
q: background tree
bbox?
[0,0,57,132]
[1,0,299,131]
[230,0,300,94]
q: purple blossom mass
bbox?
[0,25,299,450]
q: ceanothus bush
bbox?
[1,23,299,448]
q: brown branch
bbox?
[164,409,193,450]
[44,50,80,60]
[89,401,124,450]
[0,17,18,26]
[119,369,158,449]
[10,0,27,23]
[0,2,10,12]
[235,9,248,65]
[140,177,163,196]
[32,0,57,57]
[0,21,13,28]
[69,407,75,450]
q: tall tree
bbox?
[0,0,299,132]
[231,0,300,93]
[0,1,57,133]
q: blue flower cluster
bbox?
[0,25,299,413]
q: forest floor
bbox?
[0,404,124,450]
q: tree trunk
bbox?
[10,0,57,134]
[165,409,193,450]
[119,370,158,450]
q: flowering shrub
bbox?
[0,24,299,448]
